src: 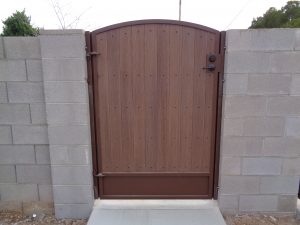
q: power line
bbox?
[225,0,252,30]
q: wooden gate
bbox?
[86,20,225,199]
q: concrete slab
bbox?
[88,200,226,225]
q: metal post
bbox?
[179,0,182,21]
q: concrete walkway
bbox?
[87,200,227,225]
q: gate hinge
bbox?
[86,51,100,58]
[94,173,105,177]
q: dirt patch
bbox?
[224,214,300,225]
[0,211,87,225]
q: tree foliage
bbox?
[1,10,38,36]
[250,1,300,28]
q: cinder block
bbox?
[42,58,86,81]
[242,157,282,175]
[239,195,278,212]
[0,201,22,212]
[0,60,26,81]
[0,165,16,183]
[12,125,48,144]
[48,125,90,145]
[54,203,92,219]
[16,165,51,184]
[263,137,300,157]
[267,97,300,116]
[38,184,53,201]
[44,81,88,103]
[260,176,299,194]
[23,201,54,216]
[7,82,44,103]
[0,82,7,102]
[0,184,38,201]
[243,117,285,137]
[290,75,300,96]
[224,74,248,95]
[248,74,291,95]
[3,37,41,59]
[40,35,85,58]
[30,103,47,124]
[0,126,12,144]
[225,52,271,74]
[53,185,93,204]
[286,117,300,137]
[46,103,89,124]
[27,60,43,81]
[220,176,260,194]
[0,145,35,164]
[51,165,92,185]
[221,137,263,156]
[226,30,251,52]
[0,104,30,124]
[278,195,297,212]
[50,145,90,165]
[282,158,300,175]
[218,194,239,212]
[0,37,4,58]
[270,52,300,73]
[222,118,244,136]
[35,145,50,164]
[224,96,266,118]
[221,157,241,175]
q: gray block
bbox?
[242,157,282,175]
[224,74,248,95]
[0,201,22,212]
[46,103,89,124]
[0,126,12,144]
[35,145,50,164]
[243,117,285,137]
[53,185,93,204]
[0,60,26,81]
[0,104,30,124]
[12,125,48,144]
[7,82,44,103]
[290,75,300,96]
[0,82,7,102]
[218,195,238,211]
[38,184,53,201]
[222,118,244,136]
[260,176,299,194]
[267,96,300,116]
[42,58,87,81]
[16,165,51,184]
[50,145,91,165]
[220,176,259,194]
[221,137,263,156]
[263,137,300,157]
[51,165,92,185]
[40,35,85,58]
[286,117,300,137]
[0,184,38,201]
[220,157,241,175]
[224,96,266,118]
[48,125,90,145]
[27,60,43,81]
[0,145,35,164]
[0,37,3,58]
[282,158,300,175]
[278,195,297,212]
[225,52,271,74]
[30,103,47,124]
[248,74,291,95]
[54,203,92,219]
[270,52,300,73]
[0,165,16,183]
[239,195,278,212]
[44,81,88,103]
[3,37,41,59]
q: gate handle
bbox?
[202,63,216,72]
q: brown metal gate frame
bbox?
[85,20,226,199]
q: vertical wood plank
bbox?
[132,25,146,171]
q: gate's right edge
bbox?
[213,31,226,199]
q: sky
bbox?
[0,0,289,32]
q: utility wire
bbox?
[225,0,252,29]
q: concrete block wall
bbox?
[219,29,300,215]
[0,37,53,213]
